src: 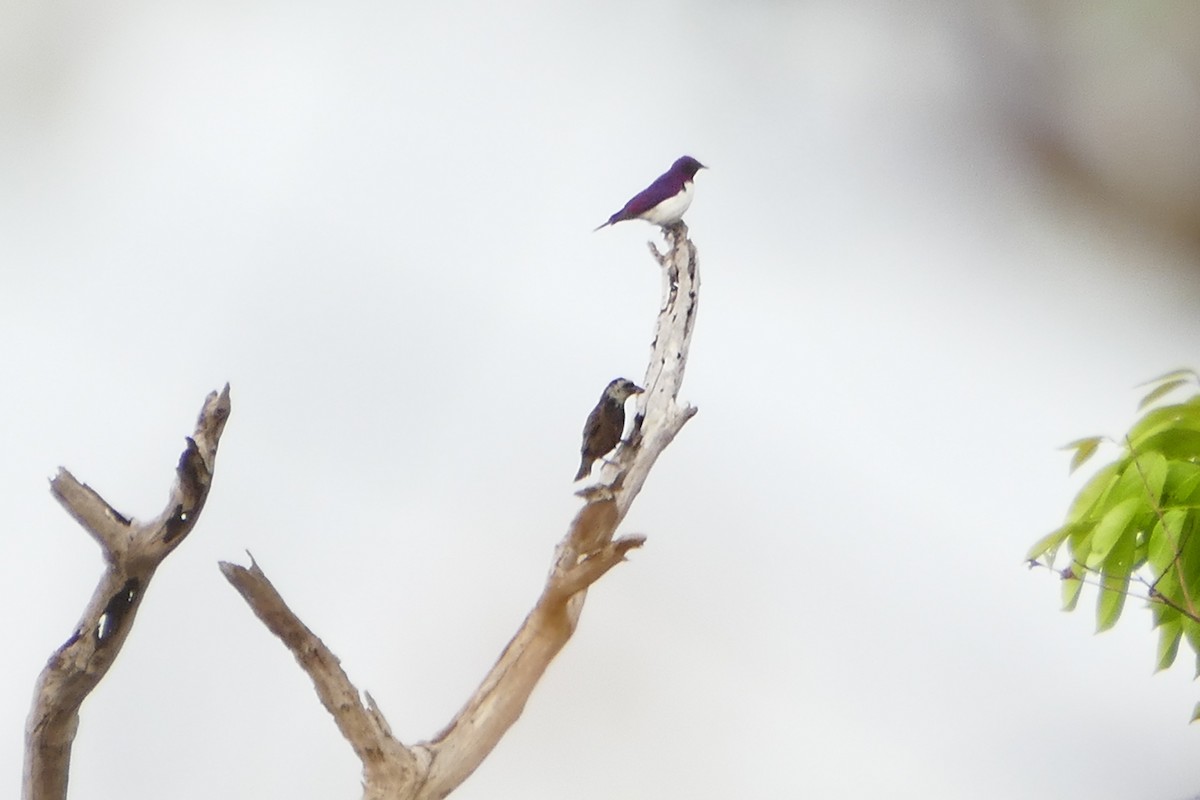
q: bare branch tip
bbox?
[48,467,75,493]
[614,534,647,554]
[574,484,616,501]
[217,561,245,583]
[218,551,261,581]
[213,384,232,413]
[196,384,233,436]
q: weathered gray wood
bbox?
[224,224,701,799]
[23,386,232,800]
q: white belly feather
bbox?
[638,180,695,225]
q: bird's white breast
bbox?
[638,180,695,226]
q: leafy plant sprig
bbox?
[1028,369,1200,719]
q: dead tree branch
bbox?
[220,557,423,798]
[23,386,232,800]
[224,223,701,799]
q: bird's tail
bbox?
[574,459,592,481]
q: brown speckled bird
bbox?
[574,378,644,481]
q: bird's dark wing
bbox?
[575,405,605,479]
[611,170,678,222]
[575,399,626,479]
[598,165,683,228]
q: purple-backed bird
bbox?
[574,378,644,481]
[595,156,706,230]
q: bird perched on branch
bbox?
[574,378,645,481]
[594,155,706,230]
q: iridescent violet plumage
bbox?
[595,156,706,230]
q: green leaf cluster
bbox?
[1028,371,1200,686]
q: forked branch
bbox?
[225,223,702,800]
[23,386,232,800]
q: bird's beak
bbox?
[632,385,645,394]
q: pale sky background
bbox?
[6,3,1200,799]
